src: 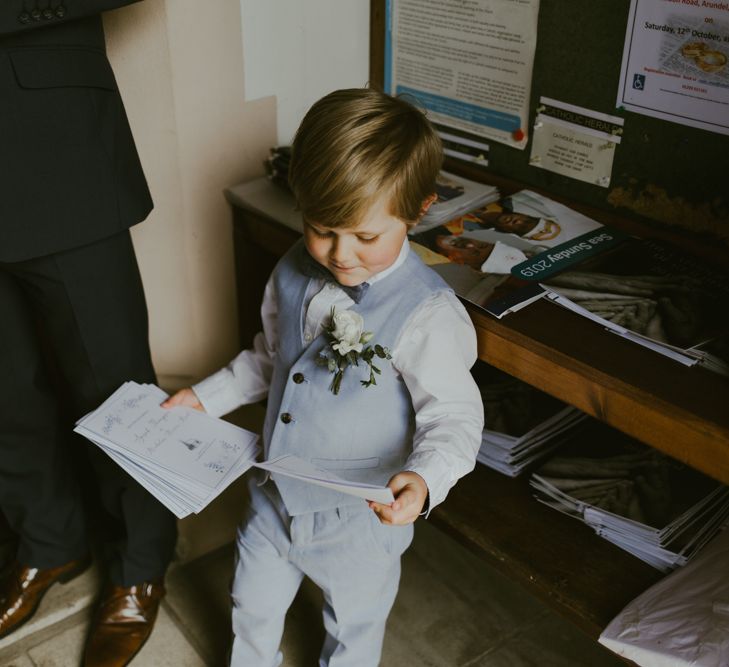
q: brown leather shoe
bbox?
[84,579,165,667]
[0,556,91,639]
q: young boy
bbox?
[164,88,484,667]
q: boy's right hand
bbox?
[161,388,205,412]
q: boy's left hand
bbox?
[368,471,428,526]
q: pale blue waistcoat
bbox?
[263,240,451,515]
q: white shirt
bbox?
[193,240,484,511]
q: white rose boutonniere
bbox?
[316,307,392,395]
[330,309,366,355]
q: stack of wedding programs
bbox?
[475,366,588,477]
[529,421,729,571]
[415,171,499,234]
[75,382,260,518]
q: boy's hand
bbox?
[161,388,205,412]
[368,471,428,526]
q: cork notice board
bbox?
[370,0,729,245]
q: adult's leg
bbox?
[0,267,87,568]
[230,482,304,667]
[14,232,176,585]
[0,509,17,579]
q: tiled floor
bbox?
[0,518,625,667]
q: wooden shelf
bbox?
[227,178,729,484]
[428,464,662,638]
[227,177,729,638]
[469,303,729,486]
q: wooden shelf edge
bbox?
[467,305,729,485]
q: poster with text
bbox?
[385,0,540,149]
[618,0,729,135]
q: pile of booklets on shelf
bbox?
[416,170,499,234]
[474,365,588,477]
[529,420,729,571]
[409,174,729,373]
[542,237,729,371]
[410,184,619,318]
[690,332,729,376]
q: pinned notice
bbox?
[529,97,624,188]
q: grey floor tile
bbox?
[467,613,624,667]
[381,521,547,667]
[24,605,205,667]
[165,544,325,666]
[25,622,84,667]
[0,563,100,653]
[125,606,207,667]
[164,545,236,665]
[0,654,34,667]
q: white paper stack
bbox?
[585,487,729,572]
[76,383,397,517]
[478,406,588,477]
[75,382,260,518]
[256,455,394,505]
[530,424,729,571]
[414,171,499,234]
[475,370,589,477]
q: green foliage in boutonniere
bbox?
[315,307,392,395]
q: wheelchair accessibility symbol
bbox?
[633,74,646,91]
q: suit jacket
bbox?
[0,1,153,261]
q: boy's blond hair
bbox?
[288,88,442,228]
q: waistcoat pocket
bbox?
[311,457,380,471]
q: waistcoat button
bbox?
[292,373,305,384]
[280,412,293,424]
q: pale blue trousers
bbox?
[229,479,414,667]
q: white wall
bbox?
[103,0,369,388]
[104,0,276,388]
[241,0,370,144]
[99,0,369,561]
